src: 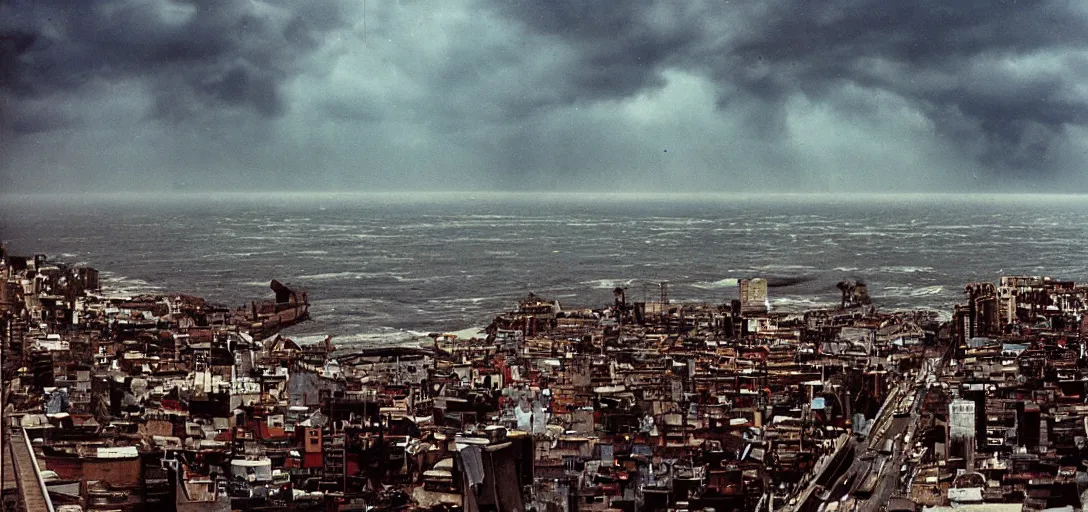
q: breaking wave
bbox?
[692,278,740,290]
[98,272,163,296]
[881,285,946,298]
[581,279,636,289]
[877,266,934,274]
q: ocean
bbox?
[3,192,1088,346]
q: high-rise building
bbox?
[1017,402,1041,450]
[739,278,768,314]
[950,398,977,470]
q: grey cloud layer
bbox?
[3,0,348,124]
[2,0,1086,192]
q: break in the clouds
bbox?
[2,0,1087,193]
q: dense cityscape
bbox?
[2,245,1087,512]
[6,1,1088,512]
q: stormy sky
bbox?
[2,0,1088,193]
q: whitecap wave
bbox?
[770,296,837,310]
[879,285,947,298]
[99,272,163,296]
[581,279,636,289]
[300,271,377,281]
[692,278,740,290]
[440,297,491,305]
[877,266,933,274]
[756,264,816,271]
[310,297,389,307]
[300,271,409,281]
[907,285,946,297]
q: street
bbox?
[822,377,930,512]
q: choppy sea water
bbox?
[3,192,1088,347]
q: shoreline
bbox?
[2,246,1082,512]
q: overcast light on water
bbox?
[4,192,1088,346]
[5,1,1088,347]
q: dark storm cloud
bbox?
[726,1,1088,172]
[496,0,1088,175]
[2,0,1087,192]
[492,3,700,101]
[0,0,347,126]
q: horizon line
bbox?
[6,190,1088,200]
